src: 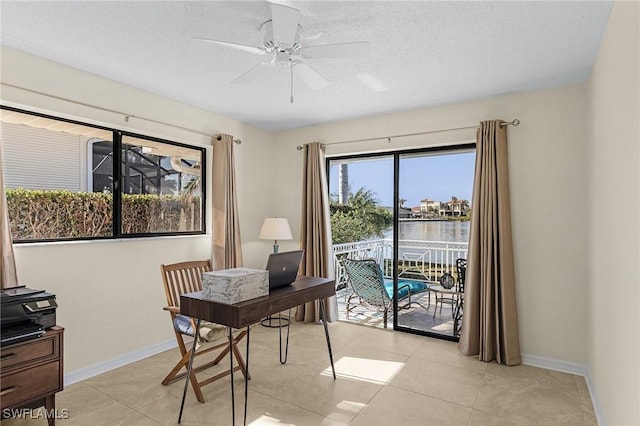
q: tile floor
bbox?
[2,320,596,425]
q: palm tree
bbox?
[329,186,393,244]
[448,196,461,216]
[459,199,470,215]
[349,188,392,229]
[338,163,349,204]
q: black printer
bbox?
[1,286,58,347]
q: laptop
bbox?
[266,250,304,289]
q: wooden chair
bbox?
[160,260,249,403]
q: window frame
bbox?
[1,105,207,243]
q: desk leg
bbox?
[319,299,336,379]
[229,327,235,426]
[178,319,201,424]
[244,325,250,426]
[279,309,292,364]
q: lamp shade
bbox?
[259,218,293,241]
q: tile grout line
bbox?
[64,381,162,424]
[466,370,488,425]
[347,380,387,425]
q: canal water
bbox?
[384,220,470,243]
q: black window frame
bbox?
[1,105,207,243]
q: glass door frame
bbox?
[327,143,475,342]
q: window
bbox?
[1,106,205,242]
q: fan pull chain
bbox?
[290,59,294,103]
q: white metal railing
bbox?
[333,238,468,289]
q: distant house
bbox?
[442,199,470,217]
[419,197,470,217]
[419,198,442,217]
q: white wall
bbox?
[274,84,590,365]
[587,2,640,425]
[1,46,277,376]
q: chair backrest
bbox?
[341,258,391,308]
[161,260,212,309]
[456,258,467,293]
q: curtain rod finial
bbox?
[512,119,520,127]
[297,145,304,151]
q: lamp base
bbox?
[273,244,279,253]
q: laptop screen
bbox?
[265,250,304,289]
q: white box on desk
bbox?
[202,268,269,304]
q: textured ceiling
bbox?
[0,1,612,131]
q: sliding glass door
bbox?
[394,150,475,338]
[328,145,475,340]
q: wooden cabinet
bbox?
[1,326,64,426]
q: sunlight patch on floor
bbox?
[320,356,405,384]
[248,414,293,425]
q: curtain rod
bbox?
[1,82,241,145]
[295,118,520,151]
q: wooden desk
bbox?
[0,326,64,426]
[179,276,336,425]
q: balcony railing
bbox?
[333,238,469,289]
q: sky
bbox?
[328,151,475,208]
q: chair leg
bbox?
[383,309,388,328]
[211,344,231,365]
[231,341,250,380]
[166,330,250,405]
[346,294,354,319]
[162,350,191,385]
[189,367,205,403]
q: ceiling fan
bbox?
[193,1,370,103]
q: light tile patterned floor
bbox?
[2,321,596,426]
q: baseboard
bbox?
[64,339,177,385]
[584,368,605,426]
[521,353,588,376]
[522,353,603,425]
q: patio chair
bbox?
[340,258,429,328]
[453,258,467,337]
[160,260,249,403]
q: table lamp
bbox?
[259,217,293,253]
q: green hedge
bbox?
[6,188,201,240]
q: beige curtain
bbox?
[211,134,243,270]
[295,142,338,323]
[1,138,19,288]
[458,120,521,366]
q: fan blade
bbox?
[231,62,270,85]
[301,41,370,59]
[192,37,266,55]
[294,61,329,90]
[270,2,301,45]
